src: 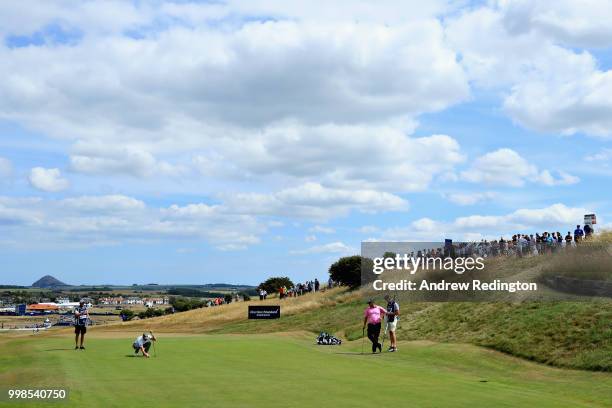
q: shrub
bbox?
[170,296,205,312]
[383,251,397,259]
[120,309,135,321]
[135,307,166,320]
[329,256,372,289]
[258,277,294,294]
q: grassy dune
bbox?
[209,298,611,371]
[99,287,352,333]
[540,233,612,282]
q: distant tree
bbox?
[329,256,372,289]
[167,287,225,297]
[224,294,233,304]
[258,277,294,295]
[136,307,165,319]
[383,252,397,259]
[240,292,251,301]
[169,297,205,312]
[120,309,135,321]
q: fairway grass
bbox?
[1,333,610,407]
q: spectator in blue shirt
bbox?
[574,225,584,243]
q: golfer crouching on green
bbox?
[133,332,156,358]
[363,299,386,353]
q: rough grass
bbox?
[403,301,612,371]
[101,287,354,333]
[540,234,612,282]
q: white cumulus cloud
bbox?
[445,191,498,206]
[446,2,612,137]
[499,0,612,48]
[60,195,145,212]
[28,167,69,192]
[290,241,354,255]
[382,203,589,241]
[461,148,579,187]
[222,182,408,220]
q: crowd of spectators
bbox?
[258,277,339,301]
[414,224,596,259]
[278,279,320,299]
[205,297,227,307]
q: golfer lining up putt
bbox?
[363,299,386,353]
[133,332,157,358]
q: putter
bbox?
[150,330,157,358]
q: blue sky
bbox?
[1,0,611,286]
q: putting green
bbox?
[1,333,610,407]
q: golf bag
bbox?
[316,332,342,345]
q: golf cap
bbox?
[367,298,374,304]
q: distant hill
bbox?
[31,275,68,288]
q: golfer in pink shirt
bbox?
[363,299,387,353]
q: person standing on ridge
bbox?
[584,223,593,239]
[565,231,572,246]
[574,225,584,243]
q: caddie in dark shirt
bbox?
[74,301,89,350]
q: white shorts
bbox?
[385,319,397,332]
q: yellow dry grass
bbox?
[98,287,354,333]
